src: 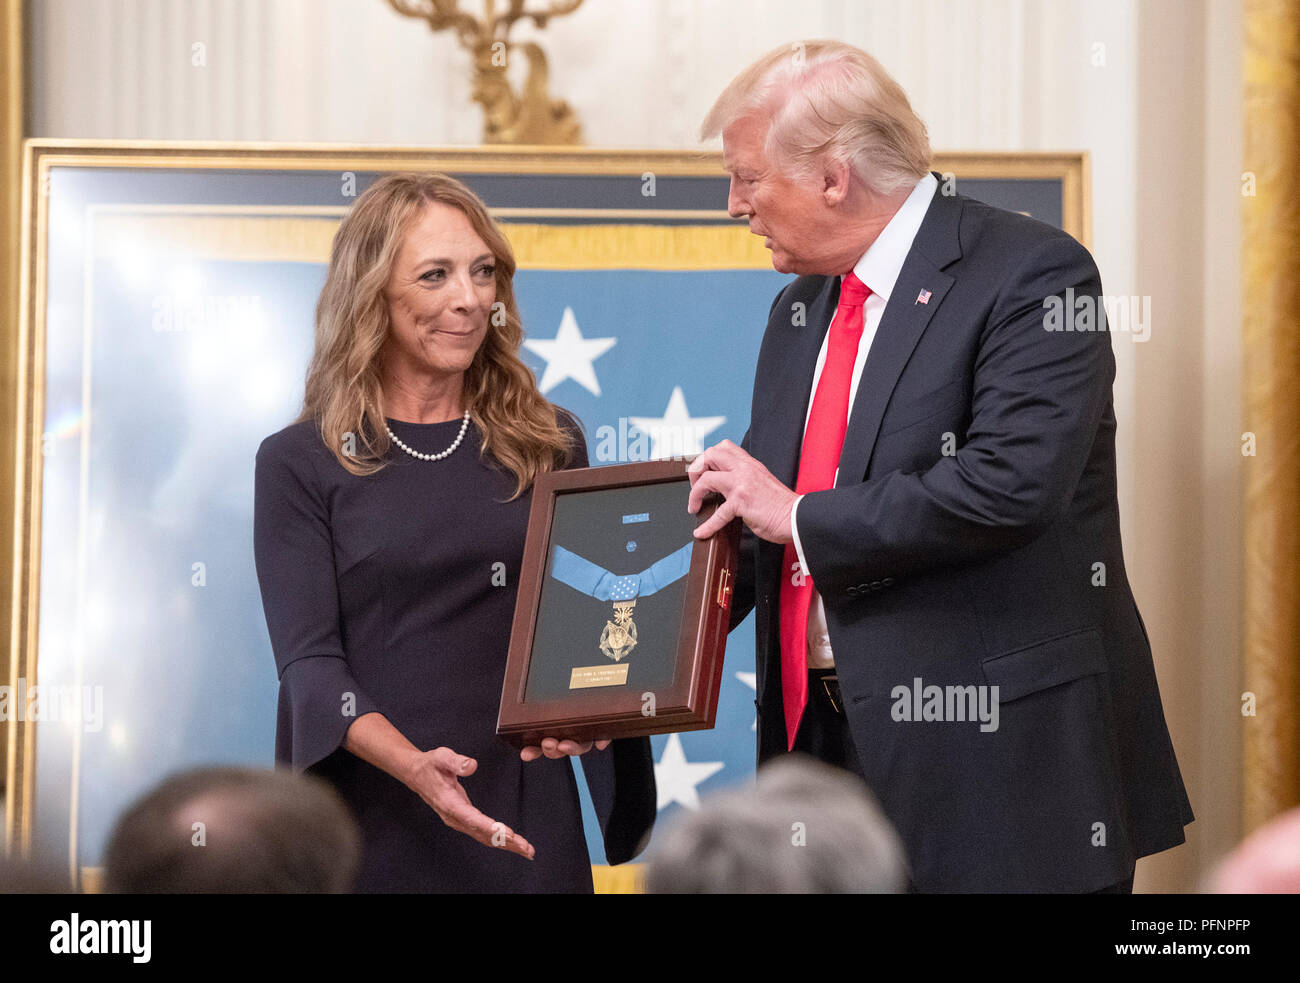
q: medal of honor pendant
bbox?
[600,600,638,662]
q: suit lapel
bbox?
[763,276,838,487]
[836,189,964,486]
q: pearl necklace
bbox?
[386,411,471,462]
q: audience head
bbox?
[104,765,360,893]
[646,754,909,893]
[1207,806,1300,893]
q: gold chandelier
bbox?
[386,0,585,145]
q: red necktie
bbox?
[778,271,871,749]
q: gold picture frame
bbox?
[5,139,1087,885]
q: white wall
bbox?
[24,0,1242,892]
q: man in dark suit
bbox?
[686,40,1193,892]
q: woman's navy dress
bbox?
[253,414,655,892]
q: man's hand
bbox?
[520,737,612,762]
[687,439,797,542]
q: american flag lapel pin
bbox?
[916,289,932,305]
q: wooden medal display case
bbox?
[497,460,741,747]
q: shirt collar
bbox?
[845,172,939,305]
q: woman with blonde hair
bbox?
[253,172,654,892]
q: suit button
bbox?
[883,577,895,586]
[869,581,881,590]
[847,585,859,595]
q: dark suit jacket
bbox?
[728,181,1194,892]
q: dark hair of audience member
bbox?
[104,766,361,893]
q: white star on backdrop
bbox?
[654,733,725,811]
[736,671,757,731]
[629,386,726,459]
[523,306,616,396]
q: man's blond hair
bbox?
[702,40,932,197]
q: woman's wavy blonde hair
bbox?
[298,172,576,498]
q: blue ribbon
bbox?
[551,542,693,602]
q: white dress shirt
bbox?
[789,172,939,669]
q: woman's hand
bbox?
[520,737,612,762]
[405,746,535,860]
